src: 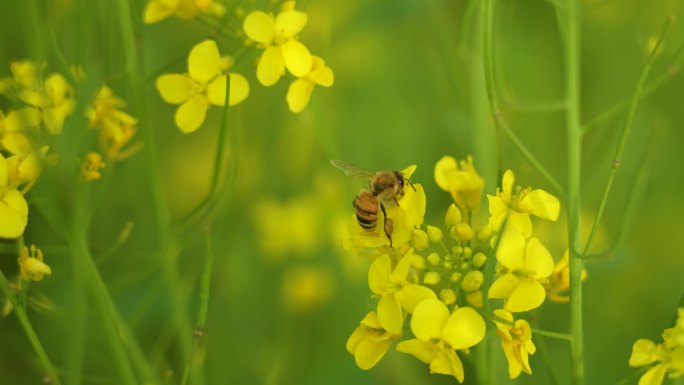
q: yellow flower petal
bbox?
[396,284,436,313]
[309,57,334,86]
[143,0,179,23]
[401,183,426,226]
[429,350,464,382]
[496,231,526,270]
[0,155,7,185]
[377,294,403,334]
[525,237,554,278]
[629,339,659,367]
[2,132,33,156]
[506,281,546,312]
[493,309,514,340]
[257,46,285,86]
[502,340,523,378]
[354,339,391,370]
[156,74,194,104]
[274,10,308,38]
[368,254,391,294]
[206,73,250,107]
[188,40,222,84]
[443,306,486,350]
[489,273,519,299]
[174,95,208,133]
[402,165,417,179]
[0,189,29,239]
[286,78,314,113]
[390,254,413,284]
[502,169,515,201]
[411,298,449,341]
[43,104,71,135]
[227,73,249,106]
[638,364,668,385]
[281,39,312,77]
[243,11,275,45]
[520,189,560,221]
[396,339,436,364]
[4,108,41,132]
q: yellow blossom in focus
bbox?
[347,311,401,370]
[630,307,684,385]
[287,55,334,113]
[488,170,560,237]
[435,155,484,213]
[493,309,536,378]
[156,40,249,133]
[489,231,554,312]
[281,266,334,314]
[243,7,312,86]
[544,250,588,303]
[368,253,436,334]
[0,153,29,239]
[18,245,51,281]
[87,85,142,160]
[82,152,105,181]
[396,299,486,383]
[143,0,225,24]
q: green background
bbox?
[0,0,683,384]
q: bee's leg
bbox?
[394,197,400,207]
[380,203,393,247]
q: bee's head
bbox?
[396,171,416,192]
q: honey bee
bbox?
[330,160,415,246]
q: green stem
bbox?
[481,0,563,195]
[563,0,584,383]
[582,17,672,255]
[180,230,216,385]
[530,328,573,341]
[0,269,62,385]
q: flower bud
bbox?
[411,229,429,251]
[477,224,494,243]
[443,261,453,270]
[473,252,487,268]
[466,290,483,308]
[427,225,443,243]
[424,271,441,285]
[450,272,462,283]
[445,203,462,226]
[427,252,441,266]
[452,223,473,241]
[452,245,463,256]
[440,289,456,305]
[461,270,484,292]
[462,247,473,259]
[411,254,426,270]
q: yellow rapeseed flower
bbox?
[143,0,225,24]
[544,250,588,303]
[286,55,334,113]
[81,152,105,181]
[0,108,41,156]
[87,85,142,160]
[488,231,554,312]
[368,253,436,334]
[396,299,485,383]
[434,155,484,213]
[347,311,401,370]
[0,153,28,239]
[243,7,312,86]
[281,266,334,314]
[488,170,560,237]
[630,307,684,385]
[18,245,51,281]
[156,40,249,133]
[493,309,536,379]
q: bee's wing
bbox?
[330,160,375,180]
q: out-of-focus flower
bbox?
[488,231,554,312]
[435,156,484,213]
[544,250,588,303]
[156,40,249,133]
[143,0,225,24]
[629,307,684,385]
[18,245,51,281]
[488,170,559,237]
[281,265,334,314]
[493,309,536,378]
[87,85,142,161]
[396,299,486,383]
[243,7,312,86]
[6,146,49,192]
[0,153,28,239]
[0,108,41,156]
[81,152,105,181]
[286,56,334,113]
[347,311,401,370]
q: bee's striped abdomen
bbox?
[355,190,378,230]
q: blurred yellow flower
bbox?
[630,307,684,385]
[82,152,105,181]
[281,266,334,314]
[489,232,554,312]
[243,7,312,86]
[0,153,28,239]
[156,40,249,133]
[6,146,49,192]
[87,85,142,160]
[493,309,536,378]
[544,250,587,303]
[143,0,225,24]
[434,155,484,213]
[347,311,401,370]
[18,245,51,281]
[488,170,560,237]
[0,108,41,156]
[287,55,334,113]
[396,299,485,383]
[368,253,436,334]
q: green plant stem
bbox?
[180,230,216,385]
[530,328,573,341]
[563,0,584,384]
[481,0,563,195]
[582,17,672,256]
[0,269,62,385]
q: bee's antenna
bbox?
[403,174,417,191]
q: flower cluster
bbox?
[143,0,226,24]
[630,307,684,385]
[342,156,574,382]
[243,1,334,113]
